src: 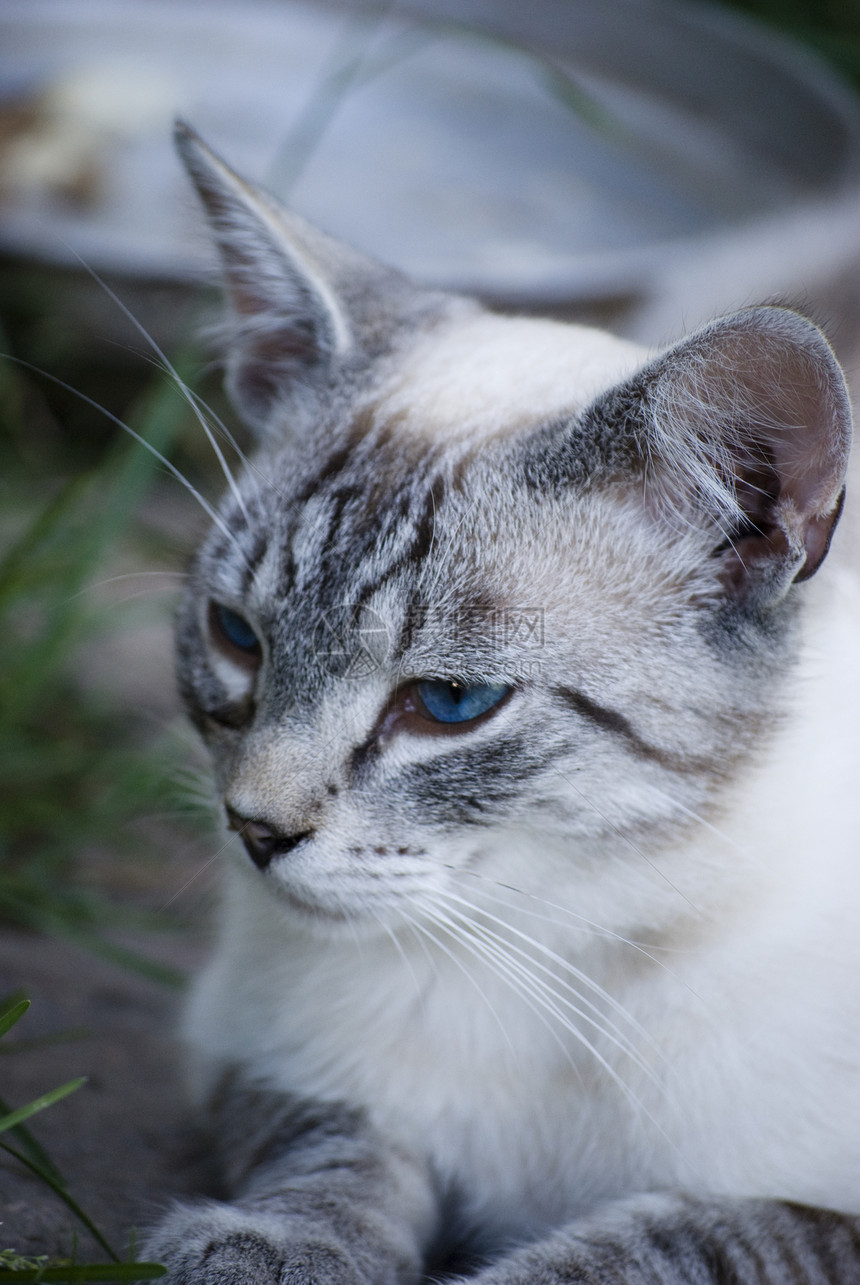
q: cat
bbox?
[146,121,860,1284]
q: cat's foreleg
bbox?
[145,1071,437,1285]
[465,1193,860,1285]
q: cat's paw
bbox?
[145,1202,368,1285]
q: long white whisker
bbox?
[372,913,428,1014]
[427,891,667,1092]
[399,911,442,982]
[73,586,182,608]
[132,345,277,506]
[172,374,303,517]
[127,346,249,459]
[127,345,249,464]
[445,864,682,969]
[64,570,188,603]
[433,886,669,1076]
[159,834,235,910]
[424,894,586,1084]
[3,356,250,568]
[398,906,516,1055]
[68,253,252,525]
[418,902,674,1143]
[447,868,611,941]
[642,782,744,852]
[417,900,589,1090]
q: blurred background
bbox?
[2,0,860,1264]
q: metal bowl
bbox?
[2,0,860,343]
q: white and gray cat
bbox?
[148,122,860,1283]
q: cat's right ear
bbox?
[174,121,421,437]
[586,307,851,610]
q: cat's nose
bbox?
[225,805,313,869]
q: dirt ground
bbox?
[0,926,219,1262]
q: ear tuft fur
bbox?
[639,307,852,606]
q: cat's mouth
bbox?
[239,836,439,929]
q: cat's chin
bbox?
[267,879,357,928]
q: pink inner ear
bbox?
[793,486,846,582]
[652,307,852,600]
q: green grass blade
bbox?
[0,1000,30,1039]
[0,1093,66,1187]
[0,1141,119,1262]
[0,1078,86,1134]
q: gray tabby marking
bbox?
[146,122,860,1284]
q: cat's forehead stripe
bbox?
[232,424,452,628]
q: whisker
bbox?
[372,912,428,1013]
[433,885,669,1077]
[66,587,185,608]
[2,355,251,569]
[400,912,443,985]
[68,253,252,526]
[641,782,750,856]
[159,834,235,910]
[417,901,674,1141]
[131,346,282,510]
[64,570,187,605]
[416,899,589,1090]
[128,345,249,465]
[183,383,290,505]
[444,864,683,969]
[427,891,667,1092]
[398,905,516,1055]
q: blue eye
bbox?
[211,602,261,654]
[416,680,510,725]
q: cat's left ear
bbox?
[175,121,433,438]
[598,307,852,607]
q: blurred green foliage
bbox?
[0,316,213,981]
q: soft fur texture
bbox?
[148,124,860,1284]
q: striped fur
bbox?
[149,127,860,1284]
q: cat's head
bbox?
[174,123,851,937]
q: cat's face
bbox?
[174,124,851,936]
